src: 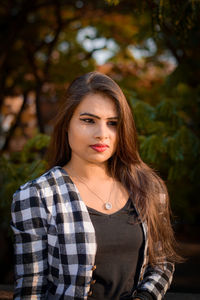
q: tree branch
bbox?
[43,0,63,76]
[1,91,28,152]
[35,84,45,133]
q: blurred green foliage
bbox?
[0,134,50,232]
[126,84,200,224]
[128,92,199,179]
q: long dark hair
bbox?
[46,71,181,265]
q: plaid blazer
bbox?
[11,166,174,300]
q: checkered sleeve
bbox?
[11,183,48,300]
[136,261,175,300]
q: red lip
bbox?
[91,143,109,147]
[90,144,109,152]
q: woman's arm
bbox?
[11,184,48,299]
[132,191,175,300]
[134,260,174,300]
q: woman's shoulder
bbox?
[13,166,69,196]
[11,166,75,216]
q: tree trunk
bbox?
[35,84,45,133]
[1,91,28,152]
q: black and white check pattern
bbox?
[11,166,174,299]
[135,220,174,300]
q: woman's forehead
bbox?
[74,93,118,117]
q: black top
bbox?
[87,197,144,300]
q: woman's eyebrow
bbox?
[80,112,118,120]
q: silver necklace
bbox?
[73,175,114,210]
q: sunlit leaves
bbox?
[128,96,200,184]
[106,0,120,5]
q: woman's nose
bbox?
[94,123,108,140]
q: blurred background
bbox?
[0,0,200,298]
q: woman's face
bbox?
[67,93,118,166]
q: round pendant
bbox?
[105,202,112,210]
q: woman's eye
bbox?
[108,121,118,126]
[80,118,94,123]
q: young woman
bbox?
[11,71,180,300]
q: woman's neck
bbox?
[64,158,112,181]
